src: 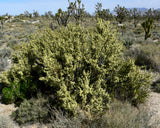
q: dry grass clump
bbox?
[46,100,153,128]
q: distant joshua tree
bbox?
[114,5,129,24]
[130,8,141,28]
[95,3,112,20]
[24,11,32,18]
[55,0,85,26]
[72,0,85,25]
[0,14,11,30]
[141,18,153,40]
[33,10,40,17]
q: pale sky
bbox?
[0,0,159,15]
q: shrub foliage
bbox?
[1,19,152,116]
[14,97,49,124]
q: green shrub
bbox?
[133,27,143,35]
[2,78,37,105]
[1,19,152,116]
[13,96,49,125]
[123,37,134,48]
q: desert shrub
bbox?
[48,109,82,128]
[0,58,10,71]
[13,96,49,125]
[0,32,3,40]
[127,43,160,72]
[48,100,154,128]
[133,27,143,35]
[11,19,23,23]
[123,37,134,48]
[152,78,160,92]
[2,77,37,104]
[153,83,160,92]
[1,19,152,117]
[0,48,12,71]
[0,48,12,58]
[102,100,153,128]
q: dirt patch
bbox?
[144,92,160,127]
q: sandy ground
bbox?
[145,92,160,127]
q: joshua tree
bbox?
[95,3,112,20]
[95,2,102,17]
[55,0,76,26]
[45,11,53,19]
[153,10,160,21]
[55,8,71,27]
[145,8,153,20]
[55,0,85,26]
[24,11,32,18]
[114,5,129,24]
[0,16,5,30]
[72,0,85,25]
[33,10,40,17]
[130,8,141,28]
[141,18,153,40]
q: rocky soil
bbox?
[145,92,160,127]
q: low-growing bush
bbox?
[48,100,154,128]
[152,78,160,92]
[133,27,143,35]
[1,19,152,118]
[123,37,135,48]
[13,95,49,125]
[127,43,160,72]
[0,48,12,58]
[104,100,152,128]
[2,78,37,104]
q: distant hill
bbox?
[156,8,160,12]
[127,8,148,15]
[111,8,148,15]
[112,8,160,15]
[127,8,148,12]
